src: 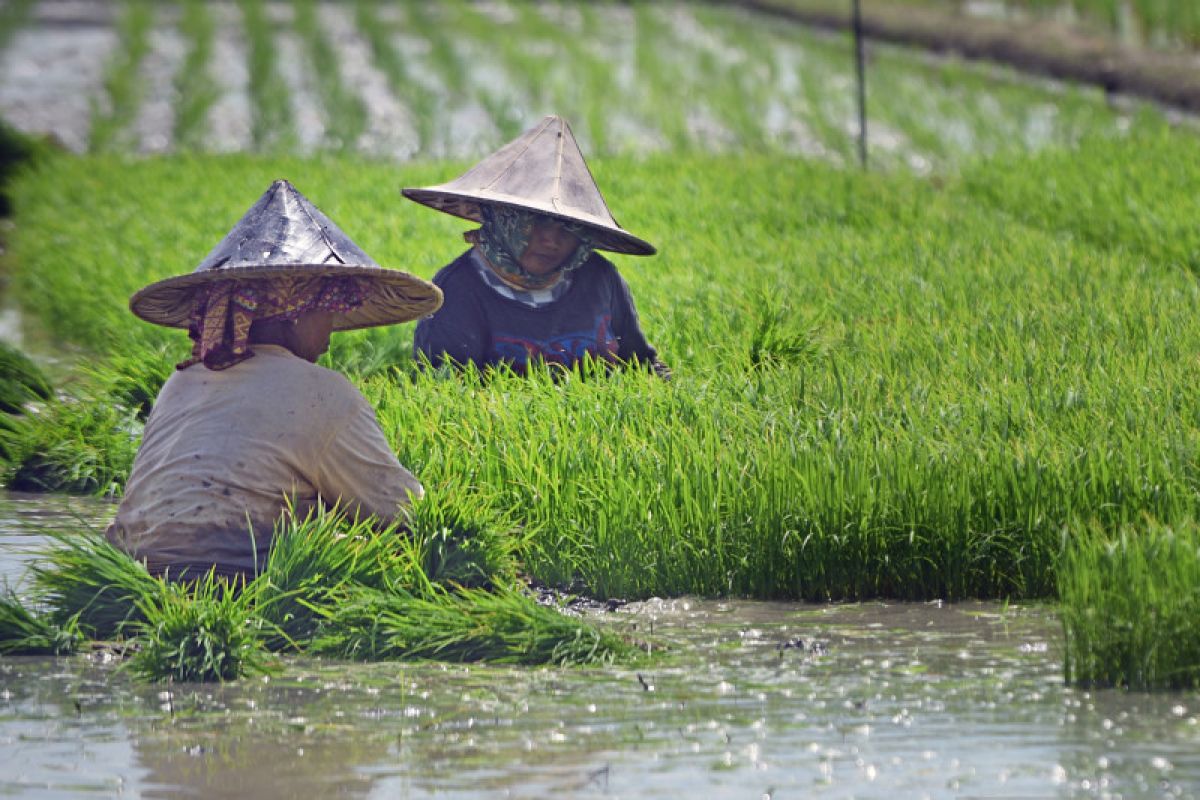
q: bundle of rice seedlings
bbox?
[127,571,276,683]
[2,398,140,494]
[0,341,53,415]
[253,507,412,649]
[310,584,636,667]
[0,588,83,655]
[30,531,160,639]
[403,491,523,590]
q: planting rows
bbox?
[0,0,1149,170]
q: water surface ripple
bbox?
[1,492,1198,799]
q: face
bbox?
[287,310,335,363]
[517,217,581,276]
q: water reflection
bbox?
[0,490,115,590]
[2,495,1199,798]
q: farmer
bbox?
[405,115,669,378]
[105,179,443,580]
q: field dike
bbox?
[742,0,1200,114]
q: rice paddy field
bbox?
[1,0,1200,795]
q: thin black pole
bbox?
[852,0,868,169]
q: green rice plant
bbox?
[962,117,1200,273]
[0,110,53,216]
[88,0,154,154]
[0,340,53,414]
[1060,519,1200,690]
[81,344,179,421]
[403,489,524,590]
[309,583,636,666]
[173,0,219,152]
[322,326,414,380]
[127,571,276,682]
[0,0,35,53]
[2,390,140,495]
[254,492,520,647]
[252,507,413,648]
[292,0,367,153]
[239,0,296,152]
[632,3,692,152]
[10,126,1200,603]
[682,5,772,152]
[404,2,468,104]
[432,0,529,144]
[29,530,158,639]
[353,1,438,155]
[0,589,83,655]
[472,0,619,154]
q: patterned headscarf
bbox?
[177,276,368,371]
[465,205,593,291]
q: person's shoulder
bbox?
[575,252,625,287]
[579,252,620,278]
[430,250,480,288]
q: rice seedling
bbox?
[632,3,693,151]
[309,583,636,666]
[126,571,276,682]
[252,507,413,648]
[8,503,632,681]
[404,2,469,106]
[88,0,154,154]
[238,0,296,152]
[291,0,367,153]
[961,115,1200,272]
[29,530,157,639]
[2,396,140,495]
[0,95,53,217]
[0,0,35,58]
[0,340,53,414]
[8,125,1200,611]
[0,588,83,655]
[172,0,219,152]
[352,1,438,155]
[81,344,179,421]
[1059,519,1200,690]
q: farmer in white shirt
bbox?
[106,179,442,580]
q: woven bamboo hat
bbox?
[402,115,655,256]
[130,180,442,330]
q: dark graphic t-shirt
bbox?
[413,250,659,372]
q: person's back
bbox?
[108,345,422,577]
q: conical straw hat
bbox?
[131,180,442,330]
[402,115,655,256]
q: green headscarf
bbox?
[468,205,593,291]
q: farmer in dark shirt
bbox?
[405,115,669,378]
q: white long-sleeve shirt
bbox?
[107,344,422,576]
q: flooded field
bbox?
[1,491,1198,798]
[0,0,1151,170]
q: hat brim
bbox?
[129,264,444,331]
[402,188,656,257]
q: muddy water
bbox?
[2,490,1199,799]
